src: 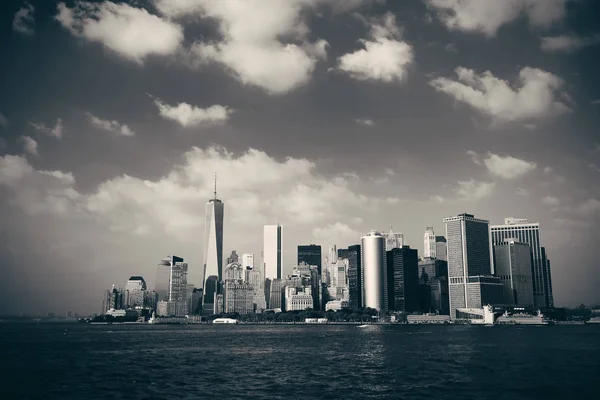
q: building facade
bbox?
[298,244,322,277]
[242,253,255,269]
[435,236,447,261]
[361,231,387,311]
[444,213,493,318]
[383,228,404,251]
[493,240,535,307]
[424,227,436,259]
[125,276,147,308]
[203,193,224,286]
[386,246,419,313]
[346,245,362,309]
[490,218,551,308]
[224,280,254,314]
[263,224,283,280]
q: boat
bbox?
[212,318,239,324]
[586,317,600,324]
[496,310,549,325]
[358,324,369,328]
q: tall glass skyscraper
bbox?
[490,218,551,308]
[203,184,224,285]
[297,244,321,276]
[444,213,493,318]
[264,224,282,280]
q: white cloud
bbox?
[20,136,38,156]
[55,2,183,64]
[444,43,458,53]
[312,222,362,246]
[516,188,528,197]
[13,2,35,35]
[0,113,8,127]
[466,150,481,165]
[544,166,553,174]
[426,0,567,37]
[430,67,571,122]
[483,153,536,179]
[540,34,600,53]
[429,195,445,204]
[589,164,600,174]
[335,12,413,82]
[87,113,135,136]
[29,118,64,139]
[356,118,375,126]
[542,196,560,206]
[384,167,395,176]
[167,0,346,94]
[455,179,495,200]
[152,98,231,127]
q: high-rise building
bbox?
[125,276,147,308]
[346,244,362,309]
[541,247,554,307]
[203,177,224,286]
[224,262,245,281]
[418,258,448,281]
[242,253,255,269]
[268,279,284,310]
[224,280,254,314]
[226,250,239,265]
[202,275,218,316]
[490,218,551,308]
[444,213,493,318]
[424,227,436,259]
[361,231,387,311]
[386,246,419,313]
[156,257,182,302]
[298,244,322,276]
[169,259,189,316]
[383,228,403,251]
[103,285,124,313]
[327,245,338,264]
[493,240,534,307]
[337,248,349,260]
[435,236,447,261]
[247,268,266,311]
[191,288,203,315]
[263,224,283,280]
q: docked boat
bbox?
[496,310,549,325]
[212,318,239,324]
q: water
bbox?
[1,323,599,399]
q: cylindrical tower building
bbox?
[361,231,387,311]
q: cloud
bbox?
[455,179,495,200]
[312,222,362,246]
[356,118,375,126]
[0,113,8,127]
[444,43,458,53]
[335,12,414,82]
[426,0,567,37]
[542,196,560,206]
[29,118,64,139]
[169,0,348,94]
[516,188,528,197]
[482,153,536,179]
[430,67,571,122]
[19,136,38,156]
[429,195,445,204]
[13,2,35,35]
[87,113,135,136]
[384,167,395,176]
[544,166,553,174]
[577,199,600,216]
[466,150,481,165]
[152,97,231,127]
[55,2,184,64]
[540,34,600,53]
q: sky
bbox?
[1,0,599,315]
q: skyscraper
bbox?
[297,244,321,276]
[125,276,147,308]
[444,213,493,318]
[203,176,224,285]
[346,245,362,309]
[490,218,551,308]
[424,227,436,259]
[156,255,188,316]
[435,236,447,261]
[493,240,534,307]
[264,224,283,280]
[242,253,255,269]
[386,246,419,313]
[156,255,183,302]
[361,231,387,311]
[383,228,403,251]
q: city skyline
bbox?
[1,0,600,315]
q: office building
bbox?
[191,288,203,315]
[435,236,447,261]
[424,227,436,258]
[155,256,182,302]
[464,276,504,309]
[226,250,239,265]
[345,245,362,309]
[386,246,419,313]
[493,240,535,307]
[298,244,322,276]
[242,253,255,269]
[337,248,349,260]
[285,286,313,311]
[444,213,493,318]
[268,278,284,310]
[125,276,147,308]
[383,228,403,251]
[247,267,266,311]
[103,285,125,313]
[202,275,218,316]
[361,231,387,311]
[224,262,245,281]
[203,178,224,285]
[490,218,552,308]
[418,258,448,280]
[542,248,554,307]
[169,259,189,316]
[224,280,254,314]
[264,224,283,280]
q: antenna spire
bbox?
[214,172,217,199]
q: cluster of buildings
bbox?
[102,183,555,321]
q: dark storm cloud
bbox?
[0,0,599,315]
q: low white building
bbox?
[325,299,350,311]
